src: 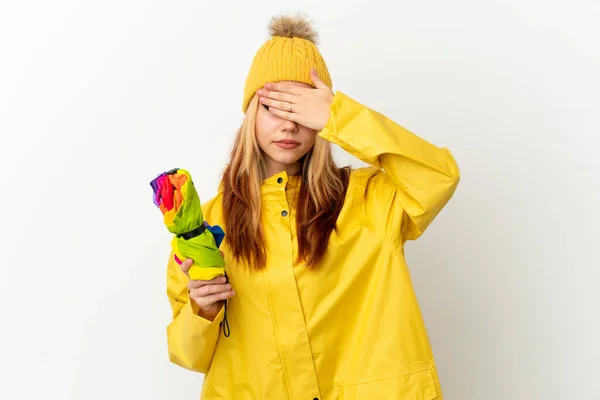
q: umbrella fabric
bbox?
[150,168,226,281]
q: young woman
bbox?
[165,14,460,400]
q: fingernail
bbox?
[265,83,271,88]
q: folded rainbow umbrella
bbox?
[150,168,226,281]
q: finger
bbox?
[191,282,232,297]
[267,107,305,125]
[264,82,308,95]
[310,68,329,90]
[188,275,227,289]
[259,96,293,112]
[197,290,236,307]
[180,258,194,276]
[256,88,296,103]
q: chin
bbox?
[272,154,303,165]
[268,149,306,165]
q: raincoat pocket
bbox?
[335,365,439,400]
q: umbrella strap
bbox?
[222,302,231,338]
[222,272,231,338]
[177,224,206,240]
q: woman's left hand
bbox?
[256,68,334,131]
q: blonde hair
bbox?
[221,95,350,270]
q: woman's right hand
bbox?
[180,257,235,321]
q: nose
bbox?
[281,116,299,133]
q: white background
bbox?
[1,1,598,399]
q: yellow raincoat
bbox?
[166,91,460,399]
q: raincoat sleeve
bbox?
[166,252,224,373]
[318,91,460,241]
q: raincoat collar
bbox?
[262,170,302,190]
[214,170,302,195]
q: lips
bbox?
[274,139,300,149]
[275,139,300,145]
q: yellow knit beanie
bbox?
[242,14,333,113]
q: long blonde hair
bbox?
[221,95,350,270]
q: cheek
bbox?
[255,113,273,146]
[256,112,278,143]
[299,128,317,147]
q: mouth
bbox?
[274,139,301,149]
